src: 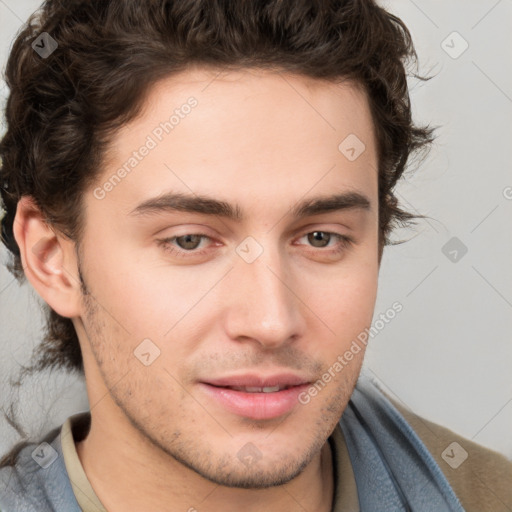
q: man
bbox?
[0,0,510,511]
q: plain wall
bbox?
[1,0,511,459]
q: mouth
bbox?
[220,385,293,393]
[199,373,312,420]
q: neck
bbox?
[75,403,334,512]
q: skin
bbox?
[14,67,380,511]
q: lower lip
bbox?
[199,383,310,420]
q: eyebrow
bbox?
[129,191,371,221]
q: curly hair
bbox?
[0,0,435,376]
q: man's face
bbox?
[75,67,379,487]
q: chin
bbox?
[187,455,311,489]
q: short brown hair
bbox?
[0,0,435,375]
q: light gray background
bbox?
[1,0,511,459]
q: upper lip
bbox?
[202,373,311,388]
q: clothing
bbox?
[0,375,511,511]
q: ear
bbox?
[13,196,82,318]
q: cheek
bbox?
[80,235,188,335]
[342,269,379,325]
[307,263,378,356]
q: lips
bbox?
[199,373,312,420]
[228,385,286,393]
[204,373,310,389]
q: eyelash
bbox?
[156,231,353,259]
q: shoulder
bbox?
[0,423,81,512]
[389,396,512,512]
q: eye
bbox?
[303,231,336,248]
[171,234,205,251]
[296,231,353,254]
[157,233,213,257]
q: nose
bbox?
[223,241,306,350]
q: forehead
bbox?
[140,67,376,150]
[94,67,378,217]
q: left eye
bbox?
[169,234,206,251]
[156,233,213,257]
[299,231,340,248]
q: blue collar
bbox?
[339,374,465,511]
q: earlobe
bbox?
[13,196,82,318]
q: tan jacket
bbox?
[391,400,512,512]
